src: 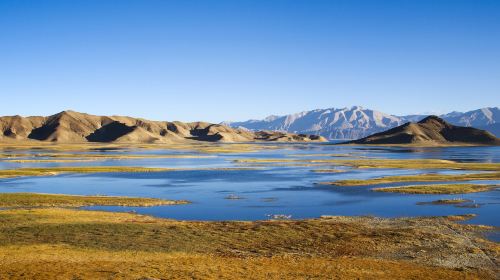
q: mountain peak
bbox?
[224,106,499,140]
[347,116,499,146]
[418,115,447,125]
[58,109,77,114]
[350,106,364,110]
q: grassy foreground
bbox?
[322,172,500,186]
[0,208,497,279]
[0,193,188,207]
[373,184,498,194]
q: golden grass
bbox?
[0,142,280,154]
[322,172,500,186]
[0,208,497,279]
[0,193,188,207]
[235,158,500,171]
[0,166,173,178]
[312,169,346,173]
[239,162,332,168]
[373,184,498,194]
[287,153,352,157]
[0,153,215,163]
[445,214,478,221]
[417,198,472,205]
[1,159,104,163]
[1,244,490,280]
[0,166,259,179]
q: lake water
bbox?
[0,143,498,237]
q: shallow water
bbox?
[0,143,498,238]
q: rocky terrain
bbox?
[345,116,500,145]
[0,111,325,143]
[224,106,499,140]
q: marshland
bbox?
[0,142,498,278]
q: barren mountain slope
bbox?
[0,111,325,143]
[345,116,500,145]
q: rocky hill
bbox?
[0,111,326,143]
[344,116,500,146]
[224,107,499,140]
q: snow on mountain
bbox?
[224,107,499,139]
[441,107,499,127]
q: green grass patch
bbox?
[0,142,279,154]
[416,198,472,205]
[312,169,346,173]
[236,158,500,171]
[0,166,260,179]
[373,184,498,194]
[0,166,174,178]
[0,193,188,207]
[1,153,215,163]
[0,208,496,279]
[321,172,500,186]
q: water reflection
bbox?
[0,144,497,229]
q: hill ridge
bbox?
[344,116,499,146]
[0,110,326,143]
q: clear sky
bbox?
[0,0,499,122]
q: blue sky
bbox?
[0,0,499,122]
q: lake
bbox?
[0,143,498,232]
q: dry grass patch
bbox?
[322,172,500,186]
[0,153,215,163]
[0,208,497,279]
[0,166,259,179]
[287,153,352,157]
[417,198,472,205]
[0,244,491,280]
[0,166,174,179]
[0,193,188,207]
[312,169,346,173]
[373,184,498,194]
[0,142,279,154]
[236,158,500,171]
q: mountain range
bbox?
[224,106,500,140]
[0,111,326,143]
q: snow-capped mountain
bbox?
[223,106,499,140]
[441,107,499,127]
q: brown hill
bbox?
[0,110,326,144]
[345,116,500,146]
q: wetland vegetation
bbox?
[0,166,259,179]
[322,172,500,186]
[0,193,188,207]
[0,143,498,279]
[0,207,497,279]
[373,184,498,194]
[235,158,500,171]
[417,198,472,205]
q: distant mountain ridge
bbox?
[224,107,500,140]
[0,110,326,143]
[346,116,500,146]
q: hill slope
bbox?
[0,111,325,143]
[345,116,500,146]
[224,107,500,139]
